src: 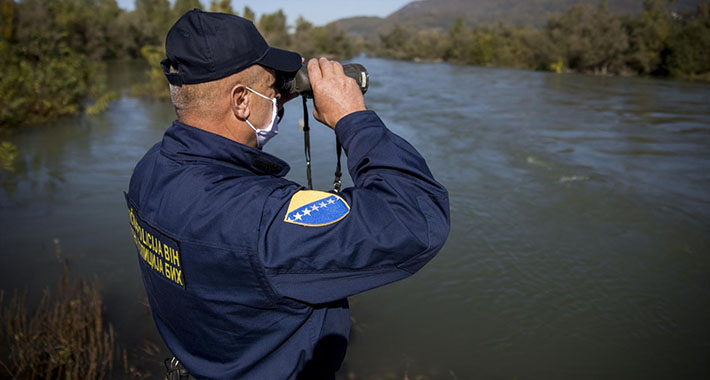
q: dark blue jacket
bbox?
[126,111,450,379]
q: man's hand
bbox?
[308,57,366,129]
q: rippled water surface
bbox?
[1,58,709,379]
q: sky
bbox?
[115,0,414,26]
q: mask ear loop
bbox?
[246,87,278,132]
[302,95,313,190]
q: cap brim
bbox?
[258,47,303,73]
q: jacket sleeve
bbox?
[258,111,450,304]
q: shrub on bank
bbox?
[0,262,126,379]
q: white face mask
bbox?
[245,87,279,149]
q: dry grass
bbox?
[0,262,127,379]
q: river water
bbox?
[1,57,709,379]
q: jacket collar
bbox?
[160,120,290,177]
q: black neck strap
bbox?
[301,96,343,193]
[333,140,342,193]
[301,96,313,190]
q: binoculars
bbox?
[279,63,369,98]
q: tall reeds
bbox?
[0,262,126,379]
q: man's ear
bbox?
[231,85,249,120]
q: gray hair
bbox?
[168,64,264,121]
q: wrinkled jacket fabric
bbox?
[126,111,450,379]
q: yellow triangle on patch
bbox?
[284,190,350,227]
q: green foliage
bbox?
[377,24,415,60]
[0,0,122,129]
[625,0,676,73]
[373,0,710,80]
[290,16,316,57]
[242,6,255,22]
[172,0,203,22]
[11,0,127,60]
[547,4,629,74]
[377,23,449,61]
[85,91,118,115]
[0,38,104,128]
[131,45,170,99]
[258,9,290,48]
[339,0,705,39]
[253,12,358,61]
[309,23,358,60]
[409,29,449,61]
[377,20,556,70]
[664,2,710,78]
[444,18,471,62]
[128,0,172,51]
[208,0,234,14]
[0,141,18,173]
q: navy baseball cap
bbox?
[161,9,302,86]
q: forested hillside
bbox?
[337,0,705,40]
[373,0,710,80]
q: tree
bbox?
[258,9,289,48]
[587,3,629,74]
[444,18,472,62]
[309,23,356,60]
[626,0,675,74]
[0,0,13,44]
[664,3,710,79]
[172,0,203,23]
[242,6,254,21]
[518,26,558,71]
[378,23,416,60]
[131,0,172,48]
[291,16,316,58]
[1,0,116,129]
[132,45,170,99]
[209,0,234,14]
[546,4,627,74]
[409,28,448,60]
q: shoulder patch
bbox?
[284,190,350,227]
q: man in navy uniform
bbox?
[126,9,450,380]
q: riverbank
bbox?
[0,258,126,379]
[371,2,710,82]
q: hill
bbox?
[333,16,385,38]
[335,0,706,40]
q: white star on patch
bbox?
[302,208,311,216]
[311,205,319,212]
[319,202,327,208]
[327,198,336,205]
[294,212,303,221]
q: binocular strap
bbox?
[302,96,313,190]
[333,140,342,193]
[301,95,343,193]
